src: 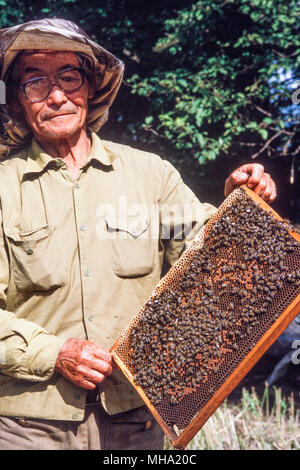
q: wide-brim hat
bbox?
[0,18,124,155]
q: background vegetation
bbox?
[165,385,300,450]
[0,0,299,215]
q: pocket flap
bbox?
[6,225,54,242]
[105,215,150,238]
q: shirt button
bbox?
[72,413,78,420]
[85,270,91,277]
[73,393,81,400]
[80,225,86,231]
[55,160,64,168]
[34,369,41,376]
[75,183,80,189]
[27,248,33,255]
[88,315,93,322]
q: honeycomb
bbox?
[111,186,300,449]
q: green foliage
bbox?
[0,0,299,172]
[128,0,300,167]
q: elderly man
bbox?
[0,19,276,450]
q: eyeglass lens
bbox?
[24,69,84,102]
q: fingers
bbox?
[80,355,112,377]
[54,338,113,390]
[239,163,265,188]
[75,346,112,387]
[224,170,248,197]
[75,363,107,388]
[230,169,250,186]
[80,380,97,390]
[75,341,112,367]
[59,358,110,390]
[224,163,277,203]
[89,345,112,364]
[251,172,277,203]
[269,182,277,202]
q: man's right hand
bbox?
[54,338,112,390]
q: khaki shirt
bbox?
[0,132,217,420]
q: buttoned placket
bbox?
[53,160,94,340]
[52,149,111,345]
[71,170,95,340]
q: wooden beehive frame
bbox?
[111,185,300,449]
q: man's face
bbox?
[17,51,93,141]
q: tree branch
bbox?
[248,101,273,118]
[143,126,165,139]
[251,130,283,159]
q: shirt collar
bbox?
[23,132,117,175]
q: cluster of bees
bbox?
[129,189,300,408]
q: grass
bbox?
[164,384,300,450]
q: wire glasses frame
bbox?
[20,67,86,103]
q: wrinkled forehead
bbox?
[17,50,80,76]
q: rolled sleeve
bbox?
[0,201,65,382]
[1,314,65,381]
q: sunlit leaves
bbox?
[0,0,299,170]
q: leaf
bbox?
[259,129,268,140]
[144,116,154,125]
[177,79,188,88]
[195,133,206,148]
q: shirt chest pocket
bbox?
[5,225,66,292]
[105,214,156,278]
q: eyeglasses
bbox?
[20,67,86,103]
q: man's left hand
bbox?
[224,163,277,203]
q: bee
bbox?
[170,396,178,405]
